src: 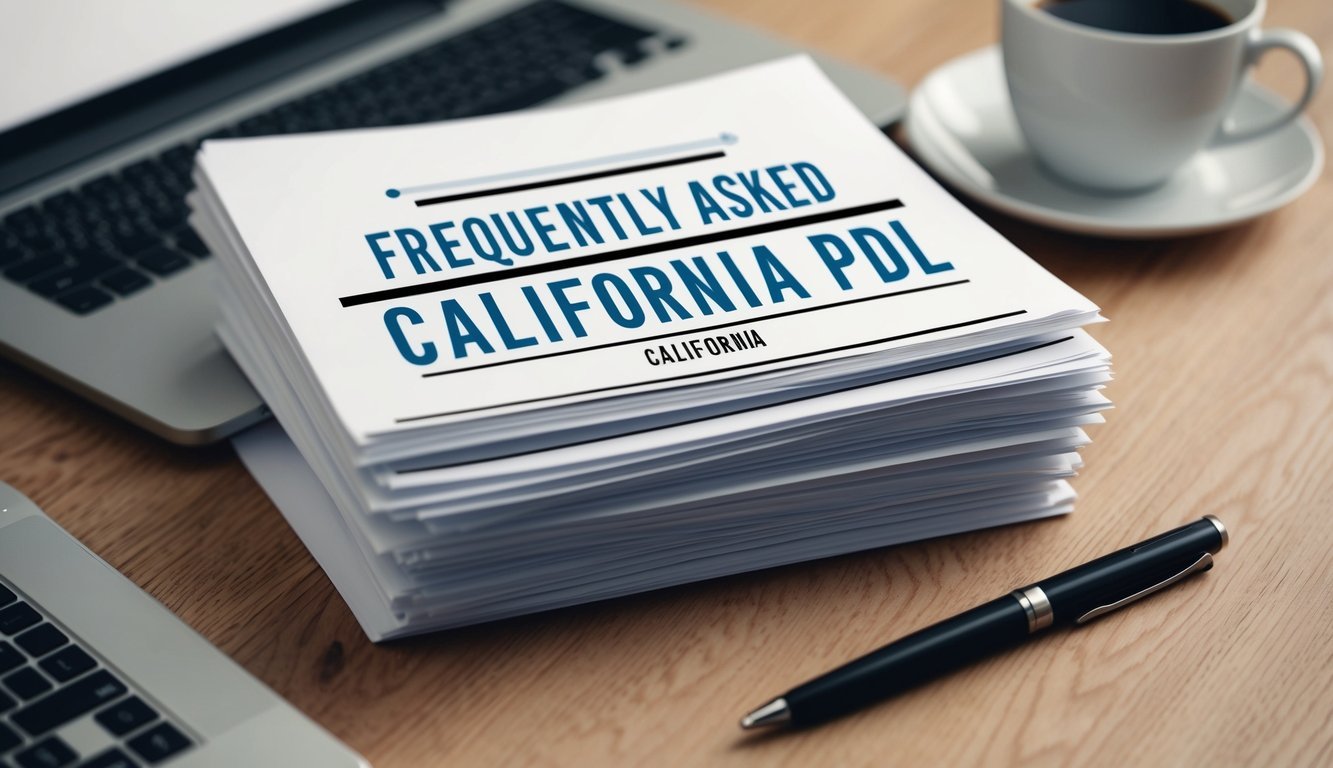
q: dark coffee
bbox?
[1038,0,1233,35]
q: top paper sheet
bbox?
[198,56,1096,440]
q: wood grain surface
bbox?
[2,0,1331,765]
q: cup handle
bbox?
[1217,28,1323,144]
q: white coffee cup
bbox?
[1001,0,1322,191]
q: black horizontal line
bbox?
[394,309,1026,424]
[396,332,1068,472]
[413,151,726,207]
[338,198,905,307]
[421,279,972,378]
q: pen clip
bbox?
[1075,552,1213,625]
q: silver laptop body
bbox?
[0,0,905,445]
[0,482,368,766]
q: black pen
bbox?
[740,515,1228,730]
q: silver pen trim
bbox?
[1011,585,1054,633]
[740,697,791,729]
[1203,514,1229,549]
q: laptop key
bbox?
[170,227,209,258]
[3,206,42,236]
[41,191,79,214]
[65,239,120,262]
[0,233,27,267]
[469,78,572,116]
[3,668,52,700]
[125,723,191,765]
[119,158,158,181]
[99,268,152,297]
[0,642,20,674]
[80,749,140,768]
[53,287,114,316]
[39,216,82,246]
[94,696,158,737]
[134,246,191,277]
[13,625,66,659]
[0,603,40,636]
[81,174,126,199]
[159,146,195,184]
[13,736,77,768]
[617,45,647,66]
[0,721,18,752]
[107,222,158,255]
[11,669,126,736]
[0,585,13,607]
[146,204,188,233]
[16,229,62,254]
[3,256,67,284]
[28,261,116,298]
[37,647,95,683]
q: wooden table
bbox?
[3,1,1330,764]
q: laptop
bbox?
[0,482,369,767]
[0,0,906,445]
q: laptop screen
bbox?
[0,0,441,198]
[0,0,352,134]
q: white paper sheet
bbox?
[199,56,1098,442]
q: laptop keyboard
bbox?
[0,581,194,767]
[0,0,669,316]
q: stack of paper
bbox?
[192,57,1110,640]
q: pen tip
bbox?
[740,697,791,730]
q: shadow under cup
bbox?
[1000,0,1316,192]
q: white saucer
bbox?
[905,46,1324,238]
